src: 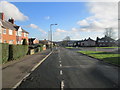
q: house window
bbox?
[98,40,101,42]
[24,33,26,37]
[9,29,13,35]
[4,40,7,43]
[3,29,6,34]
[9,40,14,44]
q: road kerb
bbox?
[12,51,53,89]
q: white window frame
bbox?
[24,33,26,37]
[4,40,7,43]
[9,29,13,35]
[3,29,6,34]
[9,40,14,44]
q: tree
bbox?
[63,36,70,41]
[22,39,27,45]
[104,28,115,39]
[62,36,71,46]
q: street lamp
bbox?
[50,24,58,51]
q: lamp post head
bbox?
[50,24,58,26]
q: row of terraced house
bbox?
[67,36,118,47]
[0,13,29,45]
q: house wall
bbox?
[22,32,29,44]
[0,25,2,43]
[33,39,39,44]
[81,40,95,46]
[2,28,16,44]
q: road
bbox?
[17,47,119,89]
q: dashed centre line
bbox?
[61,80,64,90]
[60,70,63,75]
[60,64,62,67]
[59,61,61,63]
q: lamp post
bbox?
[50,24,58,51]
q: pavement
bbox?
[2,49,51,89]
[16,47,119,89]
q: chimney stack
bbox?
[0,13,4,20]
[8,18,14,24]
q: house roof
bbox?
[98,35,115,41]
[0,19,29,33]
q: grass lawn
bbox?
[65,47,74,49]
[96,47,120,48]
[78,51,120,66]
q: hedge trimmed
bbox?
[0,43,9,63]
[9,45,28,60]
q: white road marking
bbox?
[60,70,63,75]
[59,61,61,63]
[12,51,53,89]
[60,64,62,67]
[61,80,64,90]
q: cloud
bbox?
[56,28,67,33]
[53,28,82,41]
[77,2,118,32]
[44,16,50,20]
[0,1,28,21]
[77,20,89,26]
[29,24,38,29]
[25,24,47,34]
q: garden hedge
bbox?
[9,45,28,60]
[0,43,9,63]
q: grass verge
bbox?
[65,47,74,49]
[96,47,120,49]
[78,51,120,66]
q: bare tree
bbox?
[104,28,115,39]
[61,36,71,46]
[63,36,70,41]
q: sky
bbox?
[0,0,118,41]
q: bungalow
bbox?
[81,37,96,47]
[96,35,116,47]
[0,13,29,44]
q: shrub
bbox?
[38,44,43,51]
[22,39,27,45]
[9,45,28,60]
[0,43,9,63]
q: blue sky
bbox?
[12,2,91,40]
[0,1,118,41]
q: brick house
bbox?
[0,13,29,44]
[96,35,116,47]
[29,38,39,45]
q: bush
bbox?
[9,45,28,60]
[0,43,9,63]
[22,39,27,45]
[38,44,43,51]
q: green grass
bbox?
[96,47,120,48]
[65,47,74,49]
[78,51,120,66]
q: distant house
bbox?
[29,38,39,45]
[0,13,29,44]
[67,40,78,47]
[81,37,96,47]
[116,39,120,47]
[96,35,116,47]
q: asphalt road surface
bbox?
[17,47,119,89]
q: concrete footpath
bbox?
[2,49,51,89]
